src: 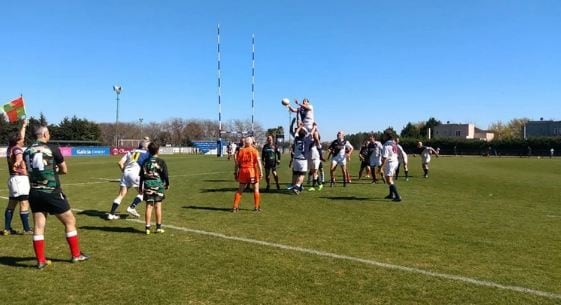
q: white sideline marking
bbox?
[102,214,559,300]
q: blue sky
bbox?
[1,0,560,139]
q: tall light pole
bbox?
[113,85,122,147]
[139,118,144,139]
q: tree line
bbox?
[0,114,264,147]
[2,114,558,156]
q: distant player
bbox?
[357,139,371,180]
[106,140,150,220]
[394,137,409,180]
[417,141,439,178]
[381,129,402,202]
[327,131,353,187]
[367,134,384,184]
[307,124,323,191]
[262,135,281,192]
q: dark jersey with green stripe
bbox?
[261,143,280,167]
[139,156,169,195]
[24,141,64,192]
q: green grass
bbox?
[1,154,560,305]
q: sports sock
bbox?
[405,171,409,178]
[33,235,46,263]
[253,192,260,209]
[20,210,31,231]
[110,202,120,214]
[390,184,400,199]
[233,192,242,209]
[156,223,162,230]
[66,230,81,257]
[129,195,143,209]
[4,208,14,230]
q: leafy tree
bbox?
[420,117,441,138]
[400,122,421,138]
[52,116,101,141]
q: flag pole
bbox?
[251,34,255,136]
[217,24,223,156]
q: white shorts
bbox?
[120,170,140,188]
[308,159,321,171]
[8,175,30,198]
[293,159,308,173]
[384,161,399,177]
[331,156,347,167]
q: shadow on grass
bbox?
[319,196,374,201]
[203,179,233,183]
[183,205,233,212]
[0,256,68,268]
[76,209,132,220]
[200,187,239,193]
[80,225,144,234]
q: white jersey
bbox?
[299,105,314,131]
[382,140,399,176]
[421,146,433,163]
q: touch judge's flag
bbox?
[2,96,27,123]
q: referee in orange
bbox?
[232,137,263,212]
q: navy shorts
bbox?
[29,189,71,215]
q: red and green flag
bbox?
[2,96,27,123]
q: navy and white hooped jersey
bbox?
[367,141,383,165]
[292,136,310,160]
[328,139,352,159]
[382,140,399,162]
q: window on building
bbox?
[455,130,461,136]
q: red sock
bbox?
[66,230,81,257]
[233,192,242,209]
[33,235,46,263]
[254,192,260,209]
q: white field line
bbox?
[98,213,559,300]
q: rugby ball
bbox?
[281,98,290,106]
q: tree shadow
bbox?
[79,226,144,234]
[0,256,67,268]
[183,205,234,212]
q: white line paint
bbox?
[99,212,559,301]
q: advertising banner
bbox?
[72,147,110,156]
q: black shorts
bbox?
[360,161,369,169]
[265,163,277,171]
[29,189,71,215]
[9,195,29,201]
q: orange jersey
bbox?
[236,146,260,184]
[236,146,259,169]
